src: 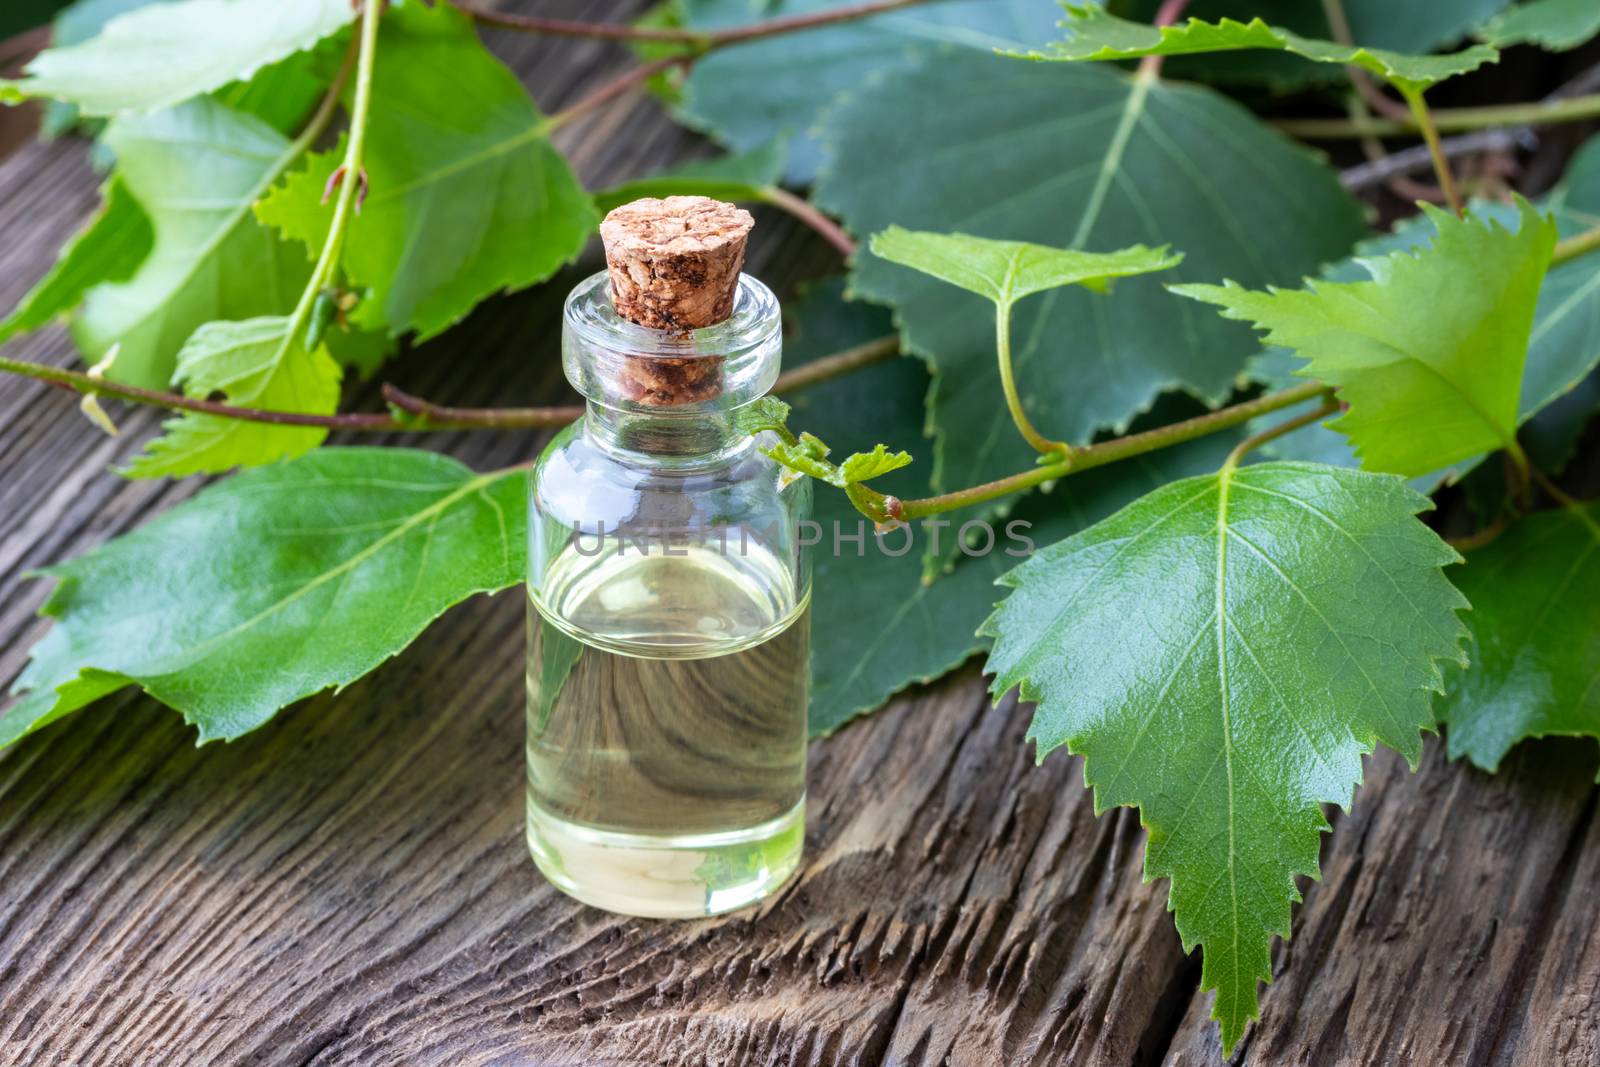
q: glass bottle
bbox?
[525,269,811,918]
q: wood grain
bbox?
[0,3,1596,1065]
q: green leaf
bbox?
[0,0,354,116]
[4,448,525,749]
[764,436,838,483]
[255,1,596,340]
[761,431,910,489]
[593,140,786,214]
[123,316,342,478]
[836,445,912,484]
[39,0,160,139]
[982,461,1468,1052]
[1177,199,1558,478]
[212,34,343,137]
[0,175,151,344]
[732,395,794,439]
[783,281,1245,735]
[677,0,1063,183]
[1015,4,1498,93]
[1438,503,1600,771]
[1245,144,1600,481]
[1480,0,1600,51]
[737,386,911,488]
[815,49,1365,495]
[1120,0,1513,88]
[870,226,1181,305]
[73,97,314,389]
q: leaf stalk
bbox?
[994,304,1069,459]
[853,379,1331,522]
[1400,87,1464,216]
[1222,394,1340,471]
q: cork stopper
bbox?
[600,196,755,406]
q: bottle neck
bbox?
[582,402,751,466]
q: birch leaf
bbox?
[1438,503,1600,771]
[124,316,342,477]
[0,175,151,344]
[1015,3,1498,93]
[255,0,595,340]
[73,97,313,389]
[1480,0,1600,51]
[816,49,1365,495]
[0,0,354,115]
[1177,199,1558,478]
[4,449,525,748]
[983,461,1468,1051]
[870,227,1180,304]
[677,0,1062,183]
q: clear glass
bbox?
[525,271,811,919]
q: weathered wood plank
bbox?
[0,4,1597,1066]
[1163,743,1599,1067]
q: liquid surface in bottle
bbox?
[526,536,808,917]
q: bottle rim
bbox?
[563,270,781,361]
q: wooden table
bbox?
[1,5,1596,1064]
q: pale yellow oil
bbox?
[525,539,808,918]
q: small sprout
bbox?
[79,344,120,437]
[322,164,370,213]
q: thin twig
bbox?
[382,385,580,429]
[1277,92,1600,138]
[1319,0,1413,122]
[1340,130,1523,192]
[0,335,902,433]
[761,186,856,257]
[1447,513,1508,553]
[1554,224,1600,266]
[547,55,692,130]
[0,355,408,429]
[1529,466,1600,538]
[1338,63,1600,192]
[768,335,897,391]
[456,0,927,46]
[1136,0,1192,81]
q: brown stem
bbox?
[1447,513,1508,553]
[761,186,856,257]
[1318,0,1411,123]
[0,334,900,434]
[381,384,579,428]
[457,0,927,46]
[1136,0,1192,81]
[0,355,407,429]
[547,55,691,129]
[770,334,897,391]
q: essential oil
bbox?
[525,198,810,918]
